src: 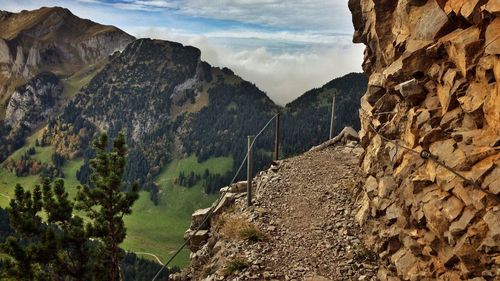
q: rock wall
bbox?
[349,0,499,280]
[5,72,63,129]
[0,7,135,109]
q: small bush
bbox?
[223,258,249,276]
[219,216,265,242]
[238,225,264,242]
[354,243,377,260]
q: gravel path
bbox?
[239,145,378,280]
[176,144,379,281]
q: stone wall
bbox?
[349,0,499,280]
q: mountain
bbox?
[0,7,134,162]
[0,6,133,99]
[0,6,368,268]
[281,72,367,156]
[42,38,278,197]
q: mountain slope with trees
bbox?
[42,38,278,198]
[282,72,368,156]
[0,6,134,163]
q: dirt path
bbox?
[0,192,11,200]
[239,145,378,280]
[135,252,164,265]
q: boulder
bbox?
[449,207,477,237]
[184,229,209,252]
[442,196,464,222]
[482,209,500,239]
[191,207,211,230]
[378,176,397,198]
[230,181,247,193]
[355,192,370,226]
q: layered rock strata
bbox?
[349,0,499,279]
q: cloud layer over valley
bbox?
[0,0,364,104]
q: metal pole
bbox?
[274,112,280,161]
[247,135,254,207]
[329,93,336,139]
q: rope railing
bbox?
[359,109,499,202]
[151,113,279,281]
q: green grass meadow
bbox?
[122,155,232,267]
[0,134,233,268]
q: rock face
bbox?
[0,6,134,113]
[5,72,63,130]
[349,0,499,279]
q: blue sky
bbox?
[0,0,364,104]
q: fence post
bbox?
[274,112,280,161]
[247,135,254,207]
[329,93,336,139]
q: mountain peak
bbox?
[0,6,133,42]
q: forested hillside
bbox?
[282,73,368,156]
[40,39,278,200]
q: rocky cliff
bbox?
[5,71,62,129]
[349,0,499,279]
[0,6,134,115]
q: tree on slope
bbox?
[0,133,139,281]
[0,179,97,280]
[76,133,139,281]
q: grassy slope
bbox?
[62,59,108,98]
[0,129,52,205]
[122,155,232,267]
[0,136,233,267]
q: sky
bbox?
[0,0,364,105]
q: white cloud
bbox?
[0,0,364,104]
[176,0,353,32]
[80,0,353,33]
[134,28,364,105]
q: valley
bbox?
[0,134,233,267]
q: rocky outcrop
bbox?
[5,72,63,129]
[349,0,499,279]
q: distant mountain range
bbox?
[0,7,367,191]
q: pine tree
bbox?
[76,133,139,281]
[1,133,139,281]
[0,179,96,281]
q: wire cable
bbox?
[360,108,499,202]
[151,113,278,281]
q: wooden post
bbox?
[247,135,254,207]
[274,112,280,161]
[329,93,336,139]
